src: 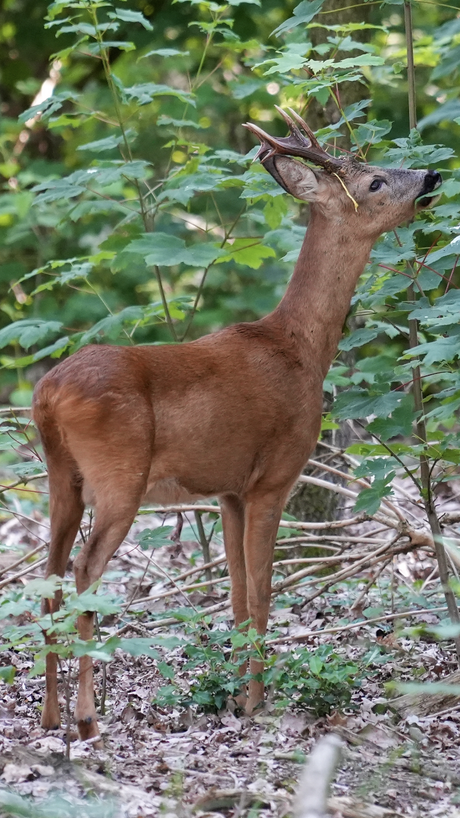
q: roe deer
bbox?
[33,107,441,744]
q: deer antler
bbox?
[244,106,345,175]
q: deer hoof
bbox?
[41,706,61,731]
[77,716,103,748]
[244,692,265,715]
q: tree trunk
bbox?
[287,0,370,526]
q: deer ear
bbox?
[269,156,320,201]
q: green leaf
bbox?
[125,234,223,267]
[271,0,325,37]
[137,526,176,550]
[119,81,195,106]
[228,77,265,99]
[77,135,123,152]
[69,199,130,220]
[86,40,136,54]
[70,590,120,616]
[353,479,393,515]
[309,654,324,675]
[117,638,163,658]
[32,336,70,362]
[157,116,202,129]
[263,197,288,229]
[158,661,175,679]
[77,307,144,346]
[142,48,189,59]
[26,576,62,598]
[419,99,460,131]
[108,8,153,29]
[0,666,15,684]
[405,336,460,365]
[339,327,380,352]
[334,388,403,420]
[216,239,276,268]
[367,396,415,441]
[18,91,77,123]
[260,43,310,75]
[0,599,35,619]
[0,319,63,351]
[335,54,384,68]
[431,45,460,80]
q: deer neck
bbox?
[269,209,373,378]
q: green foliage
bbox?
[155,626,246,712]
[153,627,362,718]
[1,0,460,727]
[266,644,362,716]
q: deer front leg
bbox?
[221,494,247,627]
[242,492,283,715]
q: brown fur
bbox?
[33,124,440,744]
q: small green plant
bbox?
[153,624,363,718]
[267,644,362,717]
[155,624,251,712]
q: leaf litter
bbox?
[1,478,460,816]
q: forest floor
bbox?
[1,502,460,818]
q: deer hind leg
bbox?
[220,494,248,704]
[241,490,285,715]
[40,445,84,732]
[71,456,150,744]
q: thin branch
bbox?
[0,542,46,579]
[153,265,178,342]
[268,605,449,646]
[0,556,48,590]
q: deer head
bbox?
[244,107,441,238]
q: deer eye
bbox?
[369,178,383,192]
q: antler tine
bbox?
[274,105,306,141]
[244,107,345,173]
[242,121,280,163]
[285,107,323,152]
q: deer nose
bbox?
[423,170,442,192]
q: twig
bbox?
[283,538,422,601]
[0,407,31,414]
[349,560,391,614]
[126,597,232,631]
[140,504,371,531]
[0,542,46,578]
[0,506,50,540]
[277,534,387,546]
[0,556,47,590]
[0,472,47,496]
[127,552,379,608]
[307,459,405,521]
[195,510,213,585]
[127,572,231,607]
[268,605,449,646]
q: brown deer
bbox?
[33,107,441,745]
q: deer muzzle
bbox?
[416,169,442,209]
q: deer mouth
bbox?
[415,171,442,209]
